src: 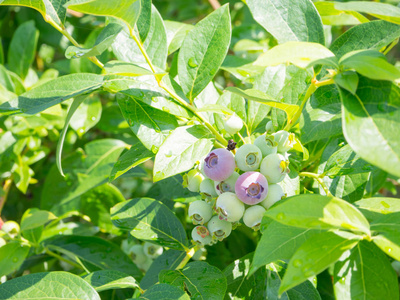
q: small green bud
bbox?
[183,169,205,193]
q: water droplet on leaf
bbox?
[188,57,198,68]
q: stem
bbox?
[383,38,399,55]
[176,246,199,270]
[45,248,84,270]
[284,78,334,131]
[208,0,221,10]
[299,172,332,196]
[129,31,228,146]
[237,132,247,144]
[0,179,12,215]
[45,17,104,69]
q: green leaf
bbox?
[267,262,321,300]
[21,208,56,231]
[370,212,400,260]
[330,20,400,58]
[334,71,358,95]
[354,197,400,214]
[334,1,400,24]
[251,222,320,275]
[213,91,246,134]
[254,42,336,69]
[0,73,104,115]
[139,283,190,300]
[45,235,142,278]
[254,64,311,129]
[246,0,325,44]
[0,242,30,277]
[137,0,151,42]
[111,5,167,69]
[339,50,400,82]
[117,94,178,152]
[140,250,186,289]
[56,96,85,177]
[109,142,154,182]
[66,0,141,31]
[65,23,123,59]
[83,270,139,292]
[159,261,227,300]
[0,65,15,92]
[223,253,267,300]
[165,21,194,55]
[70,93,102,136]
[111,198,189,250]
[220,56,264,81]
[279,231,359,294]
[264,194,370,235]
[314,2,364,26]
[0,0,68,25]
[178,4,231,100]
[339,77,400,178]
[153,125,213,182]
[104,61,154,76]
[226,87,299,127]
[41,139,126,211]
[333,241,399,300]
[0,271,100,300]
[8,20,39,80]
[323,144,374,176]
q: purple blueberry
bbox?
[235,172,269,205]
[203,148,235,181]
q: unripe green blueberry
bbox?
[235,172,269,205]
[192,248,206,261]
[200,179,218,199]
[203,149,236,181]
[235,144,262,171]
[272,130,295,153]
[214,172,239,195]
[188,200,213,225]
[207,216,232,241]
[137,256,153,272]
[191,226,212,246]
[254,135,278,157]
[182,169,205,193]
[143,242,163,259]
[261,184,286,209]
[121,239,135,255]
[0,237,6,248]
[243,205,266,230]
[260,153,289,184]
[216,192,245,222]
[2,221,20,238]
[265,121,274,134]
[128,244,148,265]
[224,113,243,135]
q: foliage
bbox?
[0,0,400,299]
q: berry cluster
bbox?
[183,123,294,246]
[121,240,163,271]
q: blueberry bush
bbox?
[0,0,400,299]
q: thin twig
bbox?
[208,0,221,10]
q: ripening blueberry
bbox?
[215,192,245,222]
[188,200,213,225]
[182,169,204,193]
[254,134,278,157]
[261,184,286,209]
[224,113,243,135]
[128,244,148,265]
[214,172,239,195]
[235,144,262,171]
[260,153,289,184]
[243,205,266,230]
[203,148,236,181]
[200,179,218,199]
[207,216,232,241]
[272,130,295,153]
[143,242,163,259]
[192,226,212,246]
[235,172,269,205]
